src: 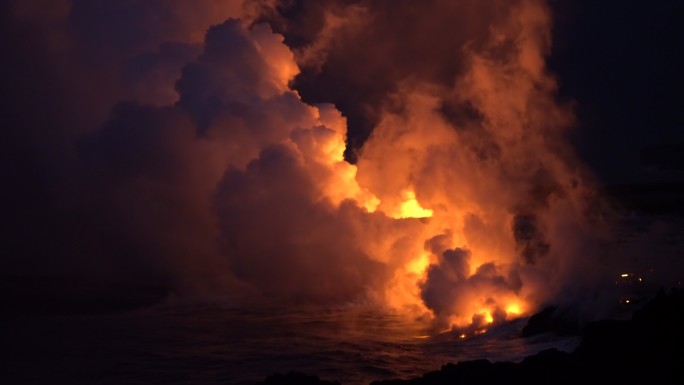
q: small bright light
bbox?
[625,299,630,304]
[621,273,629,278]
[459,334,467,339]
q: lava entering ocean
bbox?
[233,0,605,331]
[4,0,608,334]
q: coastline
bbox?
[260,288,684,385]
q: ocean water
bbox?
[4,210,681,385]
[3,304,580,385]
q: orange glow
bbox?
[327,161,380,212]
[13,0,605,347]
[383,252,432,314]
[309,106,381,212]
[482,310,494,324]
[349,0,581,333]
[201,0,595,337]
[390,190,433,219]
[406,252,430,276]
[383,252,431,313]
[506,302,523,316]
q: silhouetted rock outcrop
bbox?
[258,371,340,385]
[372,288,684,385]
[370,350,579,385]
[520,305,581,337]
[262,289,684,385]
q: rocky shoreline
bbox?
[259,289,684,385]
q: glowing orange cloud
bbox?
[47,0,603,332]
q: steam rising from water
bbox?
[4,0,608,330]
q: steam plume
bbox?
[2,0,609,328]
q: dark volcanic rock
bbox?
[264,290,684,385]
[371,351,578,385]
[371,289,684,385]
[520,305,581,337]
[258,371,340,385]
[574,288,684,384]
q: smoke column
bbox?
[2,0,608,330]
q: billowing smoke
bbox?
[2,0,609,328]
[259,0,607,326]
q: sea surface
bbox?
[4,209,682,385]
[3,304,580,385]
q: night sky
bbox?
[549,0,684,184]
